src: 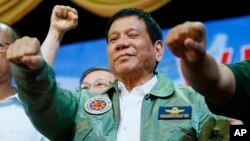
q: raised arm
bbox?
[41,5,78,66]
[7,36,78,140]
[165,21,236,107]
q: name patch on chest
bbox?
[84,97,112,115]
[158,106,192,120]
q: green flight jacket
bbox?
[12,63,229,141]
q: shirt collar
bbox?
[0,93,20,104]
[141,75,157,94]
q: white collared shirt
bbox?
[116,76,157,141]
[0,94,49,141]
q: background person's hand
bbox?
[50,5,78,34]
[229,118,244,125]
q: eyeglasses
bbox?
[0,42,10,54]
[81,79,112,90]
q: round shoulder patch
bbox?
[84,96,112,115]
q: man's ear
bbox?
[155,40,163,62]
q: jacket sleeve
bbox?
[11,62,79,141]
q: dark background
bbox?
[12,0,250,45]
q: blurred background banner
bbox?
[54,15,250,91]
[0,0,41,24]
[71,0,171,17]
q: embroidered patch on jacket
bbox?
[84,97,112,115]
[158,106,192,120]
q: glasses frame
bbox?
[80,78,112,91]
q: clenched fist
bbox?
[165,21,207,62]
[50,5,78,33]
[6,36,44,70]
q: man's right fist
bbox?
[6,36,44,70]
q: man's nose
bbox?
[115,36,130,51]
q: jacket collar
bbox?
[106,72,174,98]
[149,72,174,98]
